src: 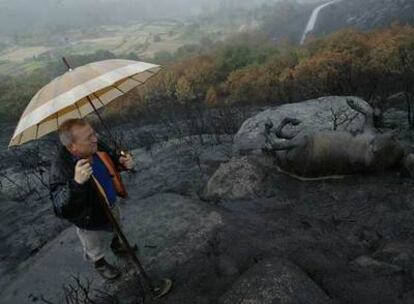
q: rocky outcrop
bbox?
[234,96,370,154]
[203,156,272,200]
[2,102,414,304]
[219,257,332,304]
[123,193,224,274]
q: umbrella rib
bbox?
[92,93,106,107]
[18,132,23,145]
[111,85,126,94]
[75,102,83,118]
[35,123,39,139]
[146,69,158,75]
[130,68,160,84]
[56,111,59,128]
[128,76,144,84]
[111,84,139,100]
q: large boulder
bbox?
[122,193,224,274]
[234,96,370,154]
[203,156,272,200]
[219,257,332,304]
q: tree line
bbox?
[1,25,414,129]
[112,24,414,128]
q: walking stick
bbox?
[91,176,172,300]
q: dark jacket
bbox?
[49,140,126,230]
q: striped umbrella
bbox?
[9,58,161,147]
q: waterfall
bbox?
[300,0,342,45]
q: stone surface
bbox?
[203,156,268,200]
[123,135,233,199]
[351,256,403,274]
[2,102,414,304]
[217,255,239,276]
[403,153,414,177]
[373,241,414,268]
[0,193,223,303]
[234,96,370,154]
[219,257,332,304]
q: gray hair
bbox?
[58,118,88,146]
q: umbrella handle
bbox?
[118,149,137,173]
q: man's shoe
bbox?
[94,258,120,280]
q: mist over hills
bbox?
[0,0,278,35]
[0,0,413,52]
[312,0,414,37]
[0,0,192,34]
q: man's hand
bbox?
[119,152,135,170]
[74,159,93,184]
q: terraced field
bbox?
[0,20,238,76]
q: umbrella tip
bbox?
[62,57,72,71]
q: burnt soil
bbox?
[146,169,414,304]
[1,116,414,304]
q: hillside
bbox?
[312,0,414,37]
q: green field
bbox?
[0,20,239,76]
[0,46,50,62]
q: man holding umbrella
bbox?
[49,118,136,279]
[9,58,172,296]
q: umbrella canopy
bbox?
[9,59,161,147]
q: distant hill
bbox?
[218,0,414,45]
[312,0,414,36]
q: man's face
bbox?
[67,123,98,158]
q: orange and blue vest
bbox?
[72,152,127,207]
